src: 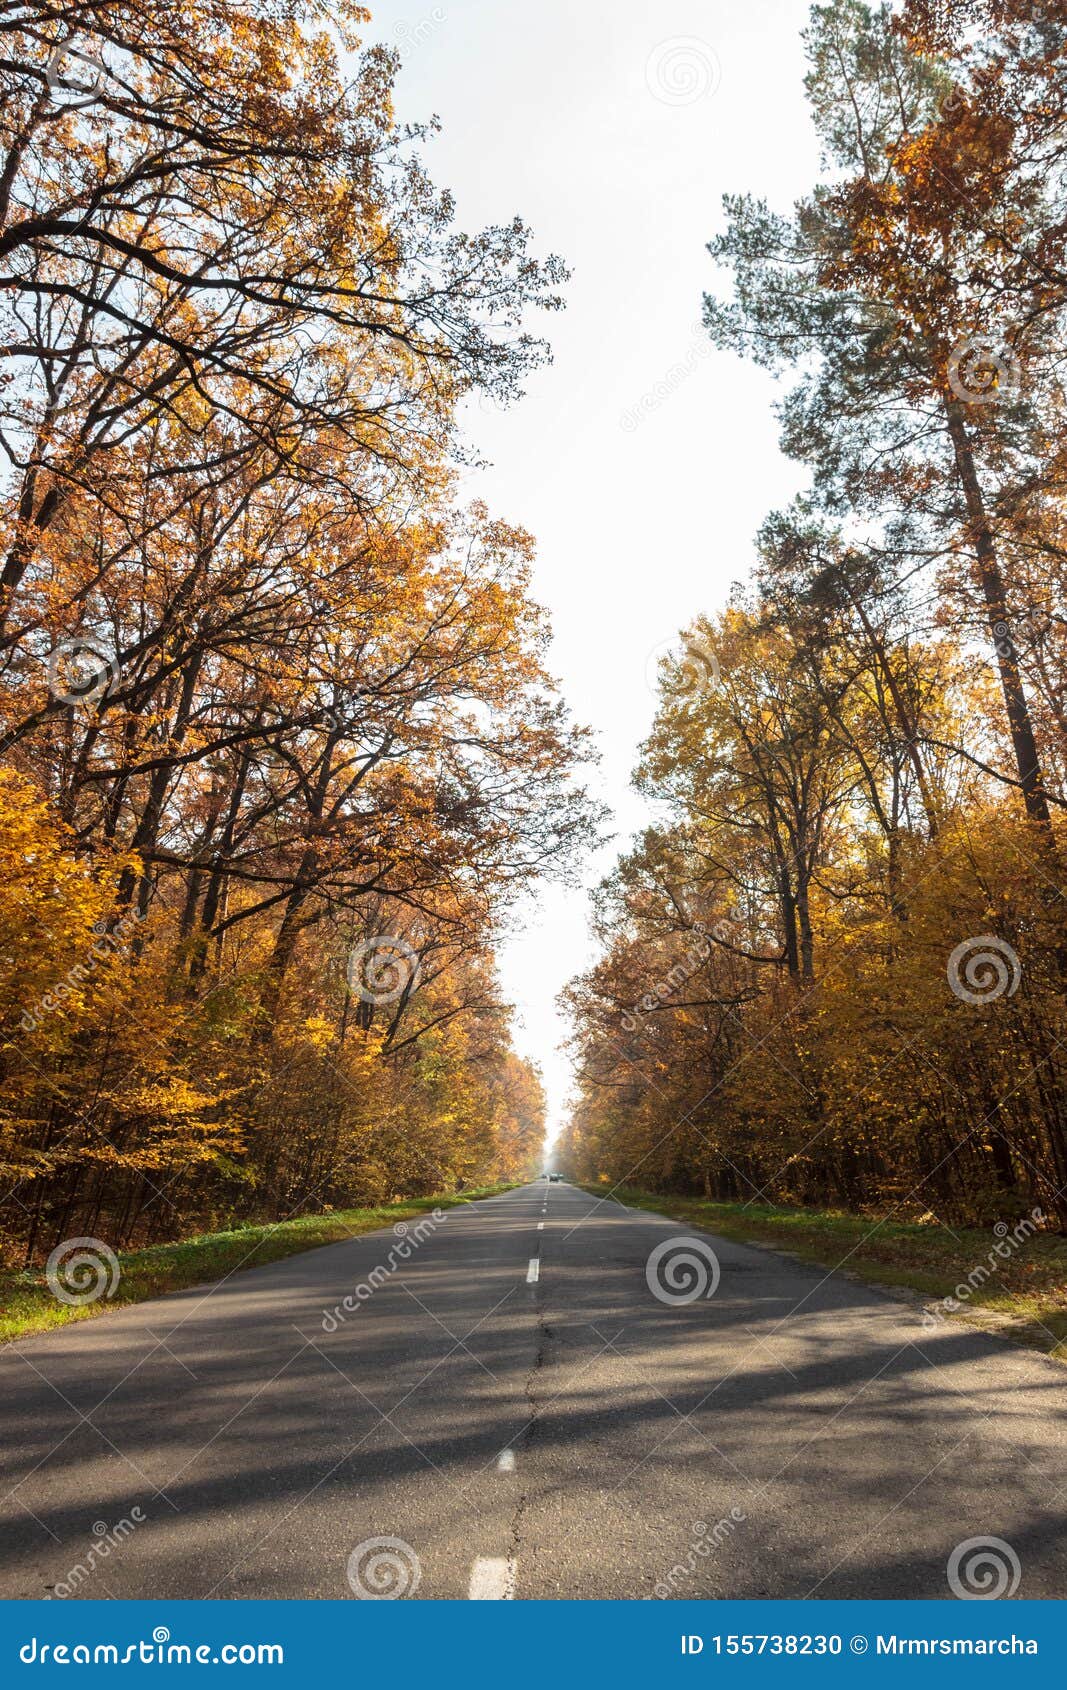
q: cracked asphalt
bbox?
[0,1182,1064,1600]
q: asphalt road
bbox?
[0,1182,1064,1601]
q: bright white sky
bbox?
[362,0,820,1145]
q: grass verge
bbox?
[577,1181,1067,1363]
[0,1183,520,1346]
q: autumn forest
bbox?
[0,0,595,1261]
[2,0,1067,1274]
[560,0,1067,1232]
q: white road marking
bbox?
[496,1448,516,1473]
[526,1257,540,1283]
[537,1222,544,1231]
[468,1556,516,1599]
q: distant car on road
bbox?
[548,1172,562,1182]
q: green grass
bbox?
[0,1183,520,1345]
[577,1181,1067,1363]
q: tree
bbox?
[0,2,591,1264]
[562,2,1067,1229]
[704,0,1066,834]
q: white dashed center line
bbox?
[526,1257,540,1283]
[468,1557,516,1599]
[496,1448,516,1473]
[537,1222,544,1231]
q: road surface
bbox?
[0,1182,1063,1600]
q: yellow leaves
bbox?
[301,1015,336,1051]
[0,769,139,1046]
[0,0,575,1261]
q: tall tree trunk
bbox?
[253,863,315,1042]
[943,399,1054,831]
